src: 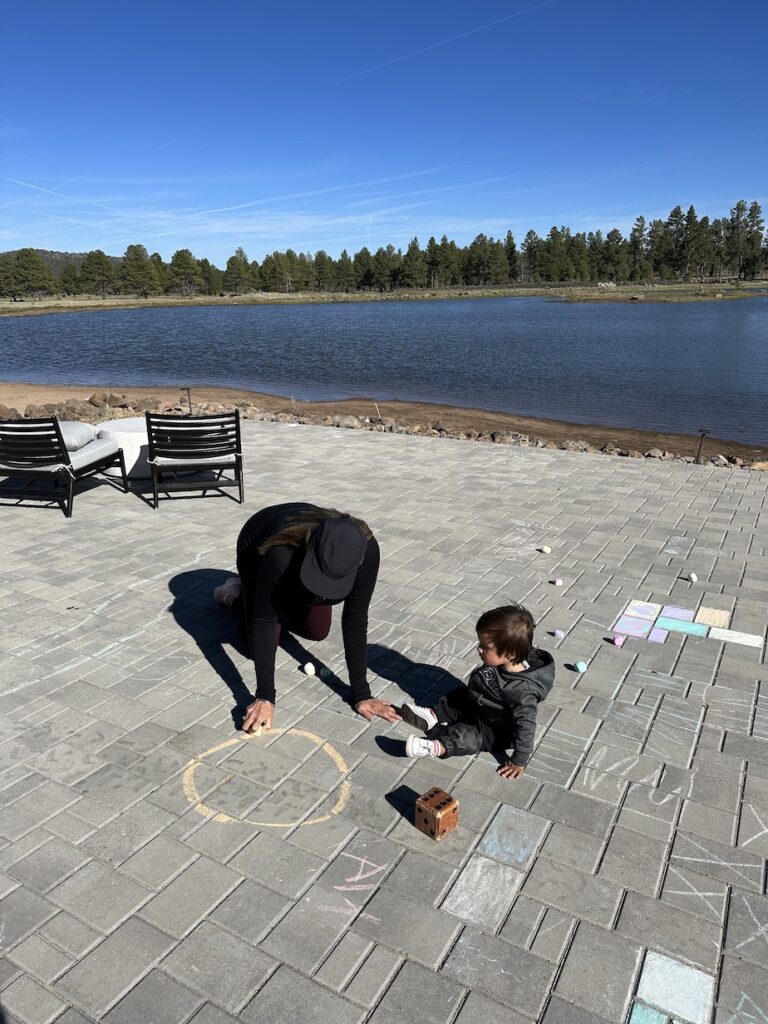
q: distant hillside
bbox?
[0,249,122,275]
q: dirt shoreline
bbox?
[1,283,765,317]
[1,381,764,461]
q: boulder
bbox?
[491,431,530,445]
[710,454,729,467]
[0,404,22,420]
[627,450,644,458]
[106,392,128,407]
[88,391,108,407]
[601,443,620,455]
[332,414,362,429]
[274,412,297,423]
[24,403,58,419]
[558,439,589,452]
[645,448,665,459]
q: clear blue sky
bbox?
[2,0,765,266]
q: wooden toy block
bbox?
[415,786,459,841]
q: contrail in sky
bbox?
[337,0,558,83]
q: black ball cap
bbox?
[300,515,367,599]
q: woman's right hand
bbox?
[242,699,274,735]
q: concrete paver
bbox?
[1,419,767,1022]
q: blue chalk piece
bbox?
[575,661,588,672]
[655,616,709,637]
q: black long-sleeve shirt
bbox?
[236,503,379,706]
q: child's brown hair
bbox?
[476,604,535,663]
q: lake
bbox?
[1,296,766,443]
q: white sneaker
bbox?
[406,735,441,758]
[400,703,438,732]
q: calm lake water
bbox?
[1,296,767,443]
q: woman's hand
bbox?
[354,698,401,723]
[497,760,525,779]
[242,699,274,735]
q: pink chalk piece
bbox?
[553,629,566,639]
[613,614,652,638]
[613,635,626,647]
[648,628,668,644]
[553,578,564,587]
[660,605,695,622]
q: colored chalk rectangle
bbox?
[625,600,662,621]
[629,1004,667,1024]
[694,607,731,629]
[661,606,695,622]
[613,615,652,638]
[708,627,764,648]
[655,616,709,637]
[648,628,668,644]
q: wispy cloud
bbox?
[336,0,558,83]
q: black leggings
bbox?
[235,550,331,650]
[427,688,513,758]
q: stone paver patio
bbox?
[1,420,767,1024]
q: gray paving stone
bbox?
[0,887,57,948]
[48,860,152,932]
[37,912,100,959]
[314,931,373,991]
[6,934,73,985]
[454,991,533,1024]
[367,960,465,1024]
[228,831,325,897]
[240,964,364,1024]
[529,907,574,963]
[8,838,90,895]
[79,801,176,868]
[531,786,615,836]
[659,863,729,924]
[442,854,523,931]
[476,805,549,869]
[210,879,290,945]
[597,826,668,895]
[521,857,622,927]
[538,822,604,873]
[318,831,402,905]
[499,893,546,948]
[723,890,768,968]
[119,835,198,889]
[260,882,358,972]
[443,927,555,1017]
[680,798,738,845]
[382,849,456,907]
[342,944,402,1007]
[188,1007,239,1024]
[616,890,721,971]
[138,856,241,938]
[541,995,613,1023]
[716,955,768,1017]
[353,889,461,969]
[669,832,764,892]
[103,968,204,1024]
[162,920,275,1013]
[55,917,176,1018]
[1,973,66,1024]
[183,816,255,862]
[555,921,641,1021]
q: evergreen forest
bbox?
[1,200,765,300]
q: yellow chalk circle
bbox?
[182,727,350,829]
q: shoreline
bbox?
[1,381,764,462]
[1,283,766,318]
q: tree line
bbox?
[1,200,765,300]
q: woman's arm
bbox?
[340,536,380,704]
[248,546,292,704]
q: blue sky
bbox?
[1,0,765,266]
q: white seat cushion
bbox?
[153,454,237,467]
[69,438,120,471]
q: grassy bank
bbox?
[1,282,765,318]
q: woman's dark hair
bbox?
[476,604,535,662]
[258,506,372,555]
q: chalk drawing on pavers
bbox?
[611,600,762,649]
[182,729,349,828]
[626,601,663,621]
[635,951,715,1024]
[694,607,731,629]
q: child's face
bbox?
[476,634,511,668]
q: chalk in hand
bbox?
[575,661,588,672]
[303,661,316,676]
[247,724,263,736]
[688,572,698,583]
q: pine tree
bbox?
[150,253,169,292]
[223,247,251,294]
[197,258,223,295]
[57,263,81,295]
[79,250,115,297]
[314,250,335,291]
[11,248,56,297]
[628,217,648,281]
[504,230,519,281]
[744,201,765,279]
[726,200,748,278]
[399,237,428,288]
[120,244,158,297]
[353,247,374,290]
[169,249,204,296]
[648,220,674,280]
[334,250,355,291]
[0,252,17,298]
[438,236,461,286]
[521,231,542,283]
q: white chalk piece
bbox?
[553,578,563,587]
[303,661,316,676]
[553,629,566,639]
[613,635,626,647]
[575,661,588,672]
[247,724,263,736]
[688,573,698,583]
[540,545,552,555]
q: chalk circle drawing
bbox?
[182,728,350,829]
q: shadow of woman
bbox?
[366,643,465,704]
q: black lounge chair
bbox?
[145,411,244,509]
[0,416,128,518]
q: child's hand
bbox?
[497,760,525,780]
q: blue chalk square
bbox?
[655,616,709,637]
[630,1004,668,1024]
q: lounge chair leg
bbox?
[118,450,129,492]
[65,475,75,518]
[238,462,244,504]
[152,469,159,509]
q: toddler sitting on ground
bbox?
[401,604,554,778]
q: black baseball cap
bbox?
[300,515,368,599]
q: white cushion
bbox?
[59,421,97,451]
[69,438,119,471]
[153,454,237,467]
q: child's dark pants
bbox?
[426,687,513,757]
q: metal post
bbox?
[694,429,710,465]
[181,387,192,416]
